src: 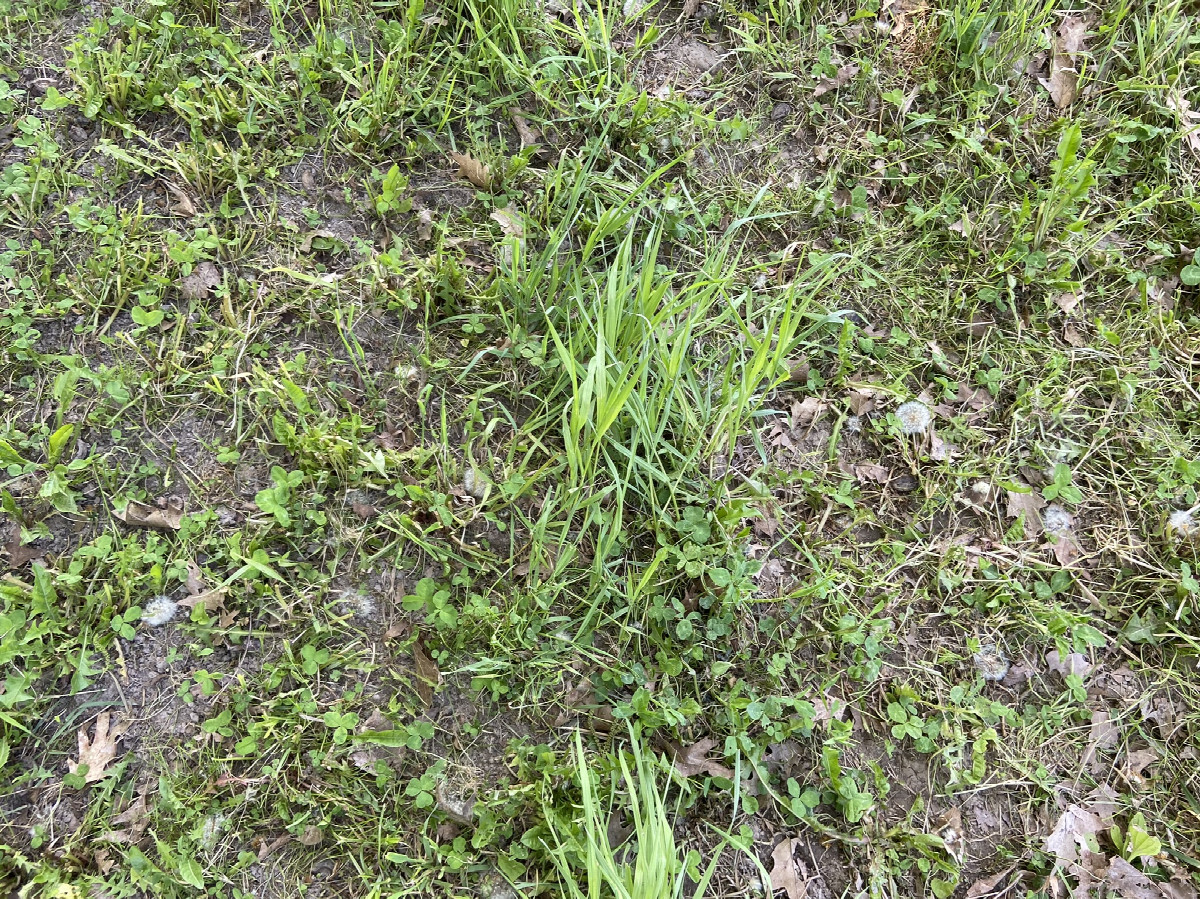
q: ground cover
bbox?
[2,0,1200,896]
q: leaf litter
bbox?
[69,711,128,783]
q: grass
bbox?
[1,0,1199,897]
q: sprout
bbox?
[1042,505,1073,536]
[141,595,178,627]
[1166,508,1198,544]
[895,401,932,436]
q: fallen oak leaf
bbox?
[489,207,524,238]
[449,151,492,190]
[769,837,809,899]
[1047,650,1092,680]
[966,864,1018,898]
[69,712,128,783]
[177,587,227,615]
[671,737,733,779]
[411,636,441,708]
[114,499,183,531]
[1044,804,1106,866]
[509,108,542,149]
[813,63,859,98]
[1039,15,1088,108]
[178,261,221,301]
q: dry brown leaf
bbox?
[1082,709,1119,773]
[450,151,492,190]
[298,229,340,254]
[179,261,222,301]
[489,207,524,238]
[1161,878,1200,899]
[163,181,197,218]
[1123,748,1158,783]
[671,737,734,779]
[1044,804,1106,865]
[852,463,890,485]
[966,864,1018,898]
[811,693,846,725]
[1104,857,1160,899]
[99,782,152,843]
[1166,91,1200,159]
[929,429,954,461]
[769,838,809,899]
[846,387,879,415]
[435,784,476,824]
[1049,531,1083,567]
[296,824,324,846]
[1054,291,1082,314]
[3,519,44,567]
[184,560,205,595]
[1039,15,1088,108]
[509,108,542,149]
[115,499,183,531]
[1047,650,1093,680]
[69,712,128,783]
[1005,489,1047,534]
[411,637,441,707]
[1064,323,1087,347]
[177,587,227,614]
[813,64,859,98]
[791,396,826,427]
[415,209,435,242]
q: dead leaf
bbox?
[813,63,859,98]
[1054,291,1082,315]
[3,519,44,567]
[162,181,197,218]
[1039,15,1088,108]
[846,387,879,415]
[69,712,128,783]
[177,587,227,615]
[179,261,222,301]
[435,784,476,824]
[811,693,847,725]
[1050,531,1083,567]
[1064,323,1087,347]
[1105,856,1160,899]
[1166,90,1200,159]
[489,207,524,238]
[671,737,734,779]
[769,838,809,899]
[1161,879,1200,899]
[411,637,441,707]
[966,864,1018,898]
[114,499,183,531]
[1082,709,1119,773]
[450,151,492,190]
[1123,748,1158,783]
[298,229,341,254]
[852,463,890,485]
[1044,804,1107,865]
[351,500,378,519]
[93,847,114,874]
[184,560,205,595]
[1005,489,1047,535]
[1047,650,1092,680]
[100,782,152,843]
[296,824,324,846]
[415,208,434,242]
[929,429,954,461]
[509,108,542,149]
